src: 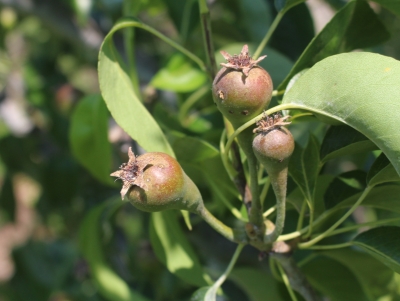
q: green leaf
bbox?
[353,226,400,274]
[190,286,213,301]
[301,255,369,301]
[324,170,366,210]
[333,185,400,213]
[149,211,208,287]
[70,95,114,186]
[229,268,289,301]
[238,0,272,42]
[279,0,390,89]
[321,249,394,300]
[274,0,305,12]
[215,43,293,88]
[320,125,377,163]
[288,135,320,205]
[367,152,400,187]
[150,54,207,93]
[282,52,400,177]
[79,200,151,301]
[98,18,174,156]
[371,0,400,17]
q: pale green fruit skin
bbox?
[212,66,273,128]
[127,152,203,213]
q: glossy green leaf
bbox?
[274,0,305,12]
[321,249,394,300]
[279,0,390,89]
[238,0,272,42]
[320,125,377,163]
[215,43,293,88]
[288,135,320,205]
[372,0,400,17]
[229,268,289,301]
[70,95,114,186]
[149,211,208,287]
[301,256,369,301]
[98,18,174,156]
[367,152,400,187]
[150,54,207,93]
[282,52,400,177]
[353,226,400,274]
[79,200,151,301]
[332,185,400,213]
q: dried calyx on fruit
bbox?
[252,113,294,243]
[111,148,203,213]
[212,44,273,128]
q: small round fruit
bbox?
[212,45,273,127]
[252,127,294,172]
[111,149,203,213]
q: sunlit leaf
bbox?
[353,226,400,274]
[279,0,390,89]
[98,18,174,155]
[282,52,400,176]
[70,95,114,186]
[149,211,208,287]
[150,54,207,93]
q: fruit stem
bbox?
[253,10,285,59]
[304,242,353,250]
[264,167,289,243]
[212,244,244,289]
[236,128,264,232]
[196,204,248,244]
[277,262,299,301]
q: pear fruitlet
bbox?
[111,149,203,213]
[212,45,273,128]
[252,126,294,173]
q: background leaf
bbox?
[149,211,208,287]
[70,94,114,185]
[288,135,320,205]
[282,52,400,176]
[367,152,400,187]
[79,200,151,301]
[301,255,369,301]
[229,268,289,301]
[371,0,400,17]
[279,0,390,89]
[321,249,394,300]
[238,0,272,42]
[320,125,377,163]
[353,226,400,274]
[98,18,174,156]
[274,0,306,13]
[150,53,207,93]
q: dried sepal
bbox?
[220,44,267,76]
[253,112,291,134]
[110,147,150,200]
